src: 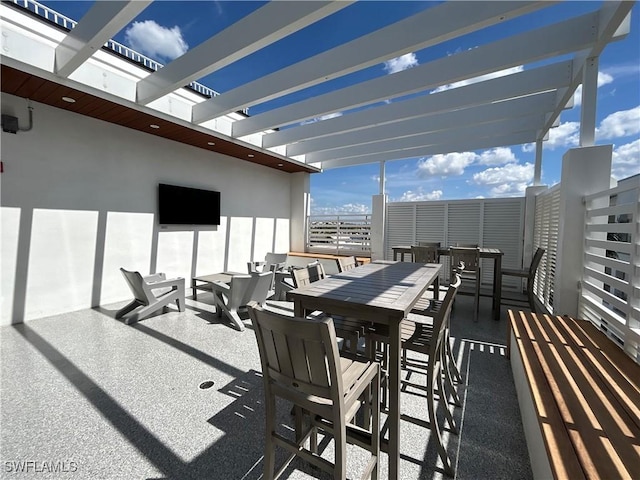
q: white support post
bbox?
[579,56,599,147]
[554,145,612,316]
[290,172,310,253]
[379,160,386,194]
[534,139,543,185]
[371,194,387,261]
[524,185,547,268]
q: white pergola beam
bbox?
[307,115,544,163]
[192,1,546,123]
[264,60,573,148]
[538,1,633,139]
[235,10,603,138]
[287,91,560,156]
[55,1,151,78]
[136,1,351,105]
[317,131,537,169]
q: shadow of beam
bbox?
[12,323,191,478]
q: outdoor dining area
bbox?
[0,250,537,479]
[1,0,639,478]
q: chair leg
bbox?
[428,366,455,477]
[175,294,185,312]
[473,279,480,322]
[263,392,277,480]
[333,411,347,480]
[445,336,464,386]
[226,309,246,332]
[115,300,141,319]
[438,359,458,434]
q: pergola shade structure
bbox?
[0,0,634,174]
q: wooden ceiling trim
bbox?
[0,64,317,174]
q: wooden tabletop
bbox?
[287,260,442,324]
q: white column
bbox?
[379,161,386,194]
[289,172,310,253]
[371,194,387,261]
[579,56,599,147]
[523,185,547,268]
[534,140,543,185]
[554,145,612,316]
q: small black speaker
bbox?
[1,114,19,134]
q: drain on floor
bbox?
[199,380,215,390]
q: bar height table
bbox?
[392,245,504,320]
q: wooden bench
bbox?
[507,310,640,480]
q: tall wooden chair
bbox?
[248,303,380,480]
[410,245,441,311]
[450,246,481,322]
[292,263,364,354]
[417,241,441,262]
[501,247,545,313]
[335,255,359,273]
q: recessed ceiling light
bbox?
[149,124,160,129]
[61,96,76,103]
[247,154,255,158]
[207,141,215,146]
[277,163,283,167]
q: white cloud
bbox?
[472,163,534,197]
[473,163,533,185]
[416,147,517,177]
[572,72,614,107]
[431,66,523,93]
[522,121,580,152]
[522,106,640,152]
[125,20,188,61]
[395,189,443,202]
[384,53,418,74]
[311,203,371,215]
[477,147,517,166]
[416,151,476,177]
[300,112,343,125]
[596,106,640,140]
[611,139,640,179]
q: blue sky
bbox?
[42,1,640,214]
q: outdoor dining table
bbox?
[392,245,504,320]
[287,260,442,479]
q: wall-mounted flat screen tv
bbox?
[158,183,221,225]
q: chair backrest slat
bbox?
[529,248,545,279]
[249,304,339,401]
[450,247,480,277]
[336,256,358,273]
[292,263,326,287]
[411,245,438,264]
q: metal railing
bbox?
[8,0,248,112]
[307,214,371,256]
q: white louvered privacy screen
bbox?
[533,185,561,312]
[386,198,525,289]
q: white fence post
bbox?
[371,194,387,261]
[554,145,612,316]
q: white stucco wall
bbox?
[1,93,299,324]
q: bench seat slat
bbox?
[509,311,640,480]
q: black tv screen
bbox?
[158,183,221,225]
